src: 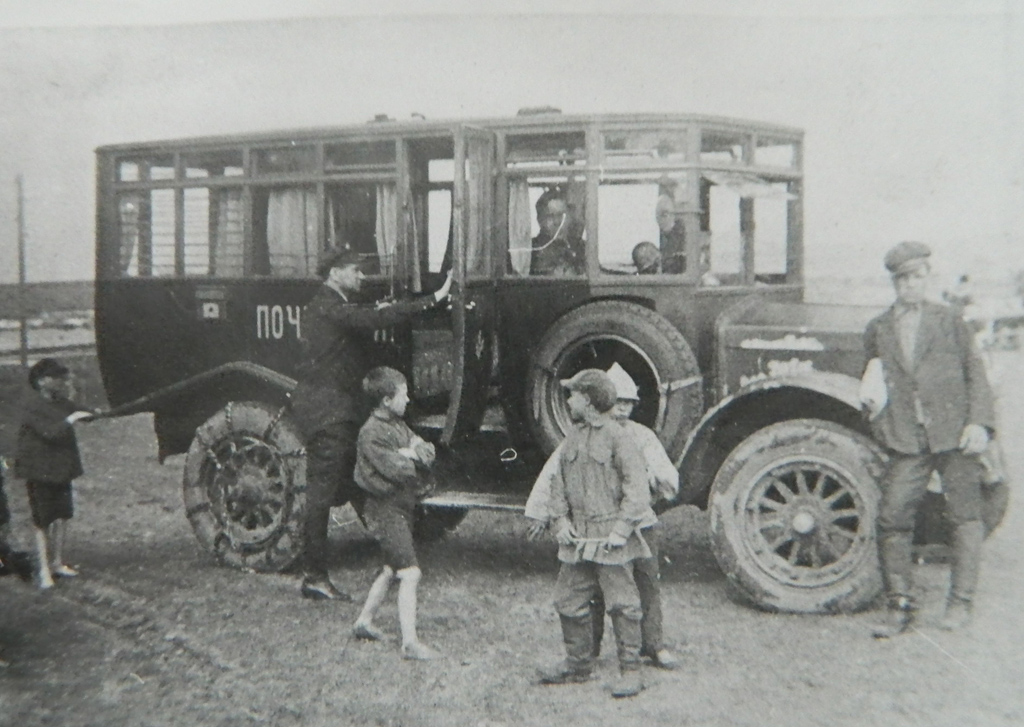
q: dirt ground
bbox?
[1,351,1022,727]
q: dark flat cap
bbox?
[884,241,931,275]
[316,248,365,278]
[560,368,617,413]
[28,357,69,389]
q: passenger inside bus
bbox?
[654,178,686,274]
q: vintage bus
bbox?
[96,109,889,613]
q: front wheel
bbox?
[183,401,307,573]
[709,419,886,613]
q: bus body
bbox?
[96,110,893,613]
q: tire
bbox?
[183,401,307,573]
[412,506,469,542]
[709,419,885,613]
[527,300,702,459]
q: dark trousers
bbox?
[554,560,642,621]
[301,421,362,579]
[878,449,984,534]
[592,527,664,654]
[877,448,984,598]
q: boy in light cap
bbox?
[536,368,651,698]
[526,363,680,670]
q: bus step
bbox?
[420,491,526,512]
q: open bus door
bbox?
[442,126,497,445]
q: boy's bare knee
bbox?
[396,566,421,582]
[379,565,395,580]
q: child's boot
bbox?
[539,614,594,684]
[610,612,644,698]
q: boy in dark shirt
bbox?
[350,366,440,660]
[15,358,94,590]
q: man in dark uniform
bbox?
[530,188,586,276]
[291,249,451,600]
[862,241,996,637]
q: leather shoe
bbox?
[538,660,592,685]
[301,577,352,602]
[871,598,913,639]
[650,648,680,670]
[939,598,973,631]
[611,671,644,698]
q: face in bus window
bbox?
[538,198,569,240]
[329,263,365,296]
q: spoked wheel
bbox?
[710,419,885,613]
[183,401,306,572]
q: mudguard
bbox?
[100,362,297,460]
[672,369,866,508]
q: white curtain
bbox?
[267,187,316,277]
[375,184,398,277]
[213,189,244,277]
[507,179,532,275]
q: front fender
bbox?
[670,370,866,508]
[102,361,296,418]
[100,362,297,461]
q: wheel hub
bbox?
[206,436,289,548]
[791,510,817,535]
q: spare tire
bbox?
[183,401,307,573]
[527,300,702,460]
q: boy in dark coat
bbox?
[15,358,95,590]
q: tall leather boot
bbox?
[538,614,595,684]
[940,520,983,631]
[609,612,644,698]
[871,532,915,639]
[591,594,606,658]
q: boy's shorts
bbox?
[26,481,74,528]
[363,498,418,571]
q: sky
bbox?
[0,1,1021,284]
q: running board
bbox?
[420,491,526,512]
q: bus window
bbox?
[183,188,245,277]
[183,150,244,178]
[426,189,451,274]
[754,185,792,282]
[324,182,398,277]
[507,177,586,277]
[252,186,317,277]
[117,189,175,277]
[597,173,688,275]
[706,183,742,284]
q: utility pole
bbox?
[17,174,28,368]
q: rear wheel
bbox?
[183,401,306,573]
[527,300,702,459]
[709,419,885,613]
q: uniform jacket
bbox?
[864,301,996,455]
[354,409,431,512]
[291,286,436,434]
[548,416,655,565]
[15,392,84,484]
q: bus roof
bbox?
[95,111,803,154]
